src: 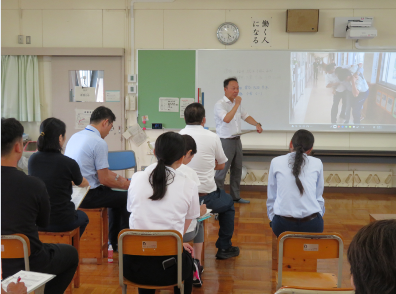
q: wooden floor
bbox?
[73,191,396,294]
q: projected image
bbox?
[289,52,396,128]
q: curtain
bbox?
[1,55,41,122]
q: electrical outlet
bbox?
[26,36,31,44]
[18,35,24,44]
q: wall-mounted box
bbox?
[286,9,319,32]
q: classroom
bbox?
[1,0,396,294]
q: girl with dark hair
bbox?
[126,132,200,294]
[28,118,90,236]
[347,220,396,294]
[266,129,325,237]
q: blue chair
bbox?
[108,151,137,173]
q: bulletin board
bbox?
[137,50,196,129]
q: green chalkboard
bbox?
[137,50,196,129]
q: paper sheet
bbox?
[180,98,195,118]
[71,186,90,209]
[128,124,147,146]
[75,109,93,129]
[159,97,179,112]
[75,86,96,102]
[105,90,120,102]
[1,270,55,293]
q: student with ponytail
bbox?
[266,129,325,237]
[28,118,89,236]
[126,132,200,294]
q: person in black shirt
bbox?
[1,118,79,294]
[28,118,89,236]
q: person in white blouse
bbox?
[214,77,263,204]
[143,134,206,287]
[266,129,325,237]
[125,132,200,294]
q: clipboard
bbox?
[1,270,55,293]
[231,130,257,136]
[71,186,90,209]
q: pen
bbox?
[201,200,204,205]
[17,276,21,283]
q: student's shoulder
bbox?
[271,153,289,164]
[308,155,323,167]
[23,172,47,191]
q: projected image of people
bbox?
[290,52,396,128]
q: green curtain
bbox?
[1,55,41,122]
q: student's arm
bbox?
[214,159,225,170]
[184,219,192,235]
[97,168,130,190]
[78,177,89,187]
[266,162,277,221]
[36,181,51,228]
[214,136,228,168]
[70,158,89,187]
[350,77,359,97]
[316,163,325,216]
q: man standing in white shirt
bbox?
[214,77,263,204]
[180,103,240,260]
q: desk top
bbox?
[369,214,396,222]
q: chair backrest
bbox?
[278,232,344,289]
[275,286,355,294]
[1,234,31,271]
[108,151,137,172]
[118,229,183,289]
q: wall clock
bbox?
[217,22,240,45]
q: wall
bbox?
[2,0,396,185]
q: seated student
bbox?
[348,219,396,294]
[146,134,206,287]
[180,103,239,260]
[28,118,89,236]
[125,132,200,294]
[1,118,79,294]
[266,129,325,237]
[65,106,130,251]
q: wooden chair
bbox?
[38,228,80,293]
[118,229,184,294]
[277,232,344,291]
[1,234,31,270]
[79,207,108,264]
[275,286,354,294]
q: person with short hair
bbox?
[214,77,263,204]
[125,132,200,294]
[266,129,325,237]
[65,106,130,251]
[1,118,79,294]
[325,64,347,124]
[180,103,239,260]
[28,117,89,236]
[347,219,396,294]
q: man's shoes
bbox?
[192,259,203,287]
[216,246,240,259]
[234,198,250,204]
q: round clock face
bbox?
[217,22,240,45]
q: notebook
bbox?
[1,270,55,293]
[71,186,90,209]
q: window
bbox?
[379,52,396,90]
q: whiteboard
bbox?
[197,50,291,130]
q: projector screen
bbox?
[197,50,396,133]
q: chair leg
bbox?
[73,233,80,288]
[180,284,184,294]
[122,284,127,294]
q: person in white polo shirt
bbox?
[180,103,239,260]
[214,77,263,204]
